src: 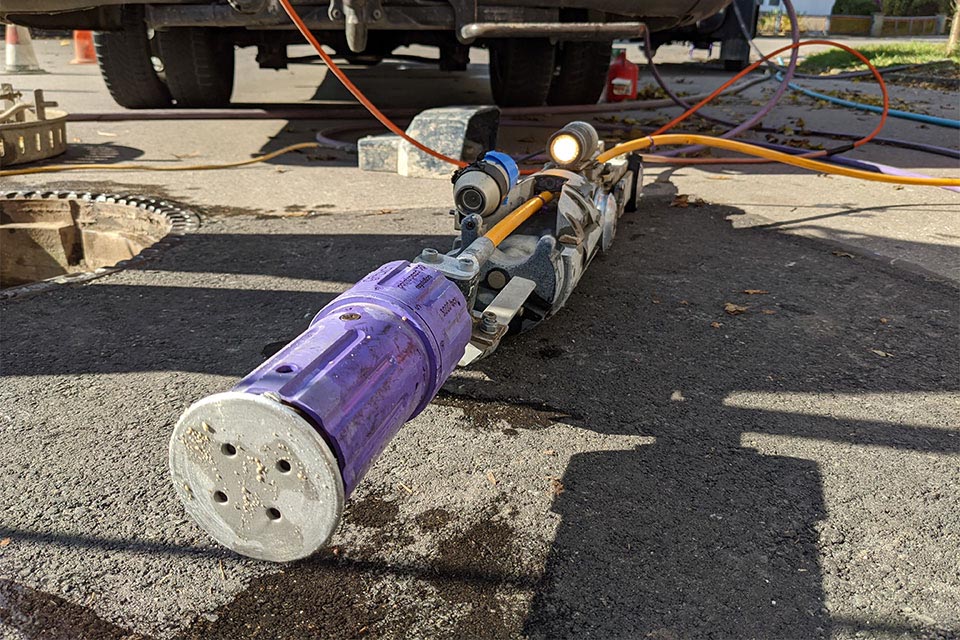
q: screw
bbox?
[421,248,441,263]
[372,9,383,19]
[339,312,361,321]
[330,8,343,19]
[481,311,498,335]
[458,257,474,271]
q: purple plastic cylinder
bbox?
[232,260,471,495]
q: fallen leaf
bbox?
[706,175,732,181]
[486,471,498,486]
[679,300,690,305]
[96,130,118,137]
[724,302,749,315]
[0,538,10,547]
[742,289,770,295]
[710,321,723,328]
[832,251,855,258]
[870,349,893,357]
[879,317,889,324]
[543,449,557,456]
[671,194,690,208]
[761,309,777,315]
[377,208,394,215]
[670,390,685,402]
[548,477,565,496]
[652,298,662,304]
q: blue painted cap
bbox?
[483,151,519,192]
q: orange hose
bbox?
[652,39,889,150]
[276,0,466,168]
[485,192,554,245]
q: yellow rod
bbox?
[484,191,554,246]
[596,134,960,187]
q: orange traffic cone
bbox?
[70,30,96,64]
[4,24,46,74]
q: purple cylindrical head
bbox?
[169,261,471,561]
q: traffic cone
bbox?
[3,25,46,74]
[70,30,96,64]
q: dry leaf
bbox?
[742,289,770,295]
[652,298,662,304]
[879,317,889,324]
[549,477,565,495]
[670,194,690,208]
[679,300,690,305]
[870,349,893,357]
[710,321,723,328]
[96,130,118,137]
[761,309,777,315]
[0,538,10,547]
[377,208,394,215]
[724,302,748,315]
[706,175,732,181]
[486,471,498,485]
[543,449,557,456]
[832,251,854,258]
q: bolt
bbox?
[481,311,498,335]
[421,248,441,263]
[372,9,383,19]
[458,257,474,271]
[330,8,343,19]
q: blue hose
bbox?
[774,65,960,129]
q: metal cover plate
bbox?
[169,392,345,562]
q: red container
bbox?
[605,49,639,102]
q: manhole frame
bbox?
[1,190,200,301]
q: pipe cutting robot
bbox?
[169,121,642,561]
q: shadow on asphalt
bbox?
[1,184,957,638]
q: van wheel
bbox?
[488,39,555,107]
[155,28,235,107]
[94,6,171,109]
[547,40,612,106]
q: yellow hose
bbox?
[0,142,321,177]
[484,191,554,246]
[597,134,960,187]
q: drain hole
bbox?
[213,491,228,504]
[221,443,237,456]
[275,365,294,374]
[266,507,282,521]
[276,459,292,473]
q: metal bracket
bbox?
[329,0,384,52]
[459,276,536,366]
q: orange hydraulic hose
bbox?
[485,192,554,245]
[651,39,889,149]
[276,0,466,168]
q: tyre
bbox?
[488,39,555,107]
[155,28,235,108]
[93,6,171,109]
[547,41,612,106]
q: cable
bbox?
[777,71,960,129]
[485,192,554,245]
[596,134,960,187]
[642,0,800,157]
[0,142,321,178]
[275,0,464,168]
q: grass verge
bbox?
[798,42,960,74]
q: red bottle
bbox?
[605,49,639,102]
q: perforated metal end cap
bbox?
[169,392,344,562]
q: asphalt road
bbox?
[1,37,959,639]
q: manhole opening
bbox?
[1,197,170,289]
[0,193,196,292]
